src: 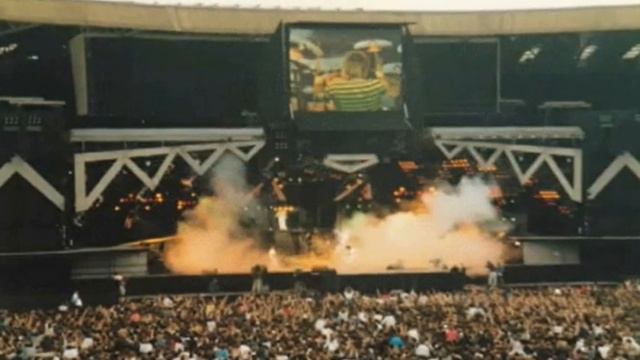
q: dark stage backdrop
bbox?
[72,35,265,124]
[415,39,498,115]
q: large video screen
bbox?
[289,26,403,113]
[74,36,263,123]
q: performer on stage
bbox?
[251,264,268,293]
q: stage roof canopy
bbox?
[2,0,640,36]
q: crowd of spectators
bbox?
[1,284,639,359]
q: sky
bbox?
[94,0,640,12]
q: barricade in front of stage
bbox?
[503,264,626,284]
[68,270,466,305]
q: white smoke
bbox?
[314,177,506,274]
[165,156,507,275]
[164,154,275,274]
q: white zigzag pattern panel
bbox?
[74,140,265,212]
[435,140,583,202]
[323,154,379,174]
[0,156,65,210]
[587,152,640,200]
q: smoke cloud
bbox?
[164,154,273,273]
[165,157,507,275]
[308,178,506,275]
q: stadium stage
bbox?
[3,230,637,309]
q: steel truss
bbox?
[434,123,640,203]
[74,140,265,212]
[587,152,640,200]
[1,126,637,213]
[434,139,583,202]
[323,154,379,174]
[0,156,65,210]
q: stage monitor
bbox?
[287,24,408,131]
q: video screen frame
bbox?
[285,23,407,117]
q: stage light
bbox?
[579,45,598,61]
[0,43,18,56]
[622,44,640,60]
[519,46,541,64]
